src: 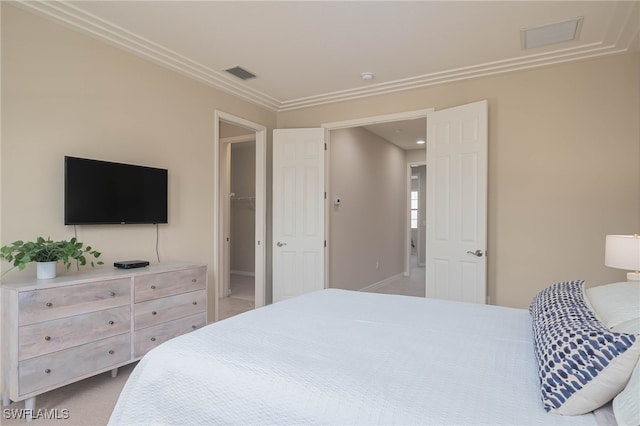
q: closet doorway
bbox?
[214,111,266,322]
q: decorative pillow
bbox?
[585,282,640,329]
[613,360,640,426]
[612,318,640,336]
[530,280,640,415]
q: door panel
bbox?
[426,100,488,304]
[273,128,325,303]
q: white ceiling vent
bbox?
[521,17,583,49]
[224,66,257,80]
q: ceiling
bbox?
[363,118,426,151]
[15,1,639,114]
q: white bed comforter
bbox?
[109,289,597,425]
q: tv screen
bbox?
[65,156,168,225]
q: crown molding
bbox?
[14,0,640,113]
[14,0,282,111]
[277,43,627,111]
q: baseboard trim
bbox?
[230,270,255,277]
[358,273,405,293]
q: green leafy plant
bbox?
[0,237,104,275]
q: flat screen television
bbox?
[65,156,168,225]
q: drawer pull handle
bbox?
[108,320,115,325]
[110,291,116,297]
[192,279,197,283]
[192,325,197,330]
[192,301,197,305]
[150,337,156,342]
[46,302,53,307]
[152,311,157,315]
[44,336,51,341]
[108,350,115,355]
[150,285,156,290]
[44,369,51,374]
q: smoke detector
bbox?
[360,72,375,81]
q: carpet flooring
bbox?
[2,363,135,425]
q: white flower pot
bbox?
[37,261,57,280]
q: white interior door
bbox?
[272,128,325,303]
[426,100,488,304]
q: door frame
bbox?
[220,134,258,299]
[321,108,433,287]
[213,110,266,322]
[407,162,427,274]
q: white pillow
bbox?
[613,318,640,336]
[613,360,640,426]
[586,282,640,328]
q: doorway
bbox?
[322,110,431,297]
[223,137,256,319]
[274,101,487,304]
[213,111,266,322]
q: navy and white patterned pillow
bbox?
[529,280,640,415]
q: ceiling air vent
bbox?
[521,17,583,49]
[224,66,257,81]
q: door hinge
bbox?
[324,240,327,248]
[324,143,327,151]
[324,191,327,199]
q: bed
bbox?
[108,283,640,425]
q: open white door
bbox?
[272,128,325,303]
[426,100,488,304]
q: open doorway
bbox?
[323,112,429,297]
[222,134,256,319]
[213,111,266,322]
[407,164,426,294]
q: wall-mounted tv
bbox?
[65,156,168,225]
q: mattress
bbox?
[109,289,597,425]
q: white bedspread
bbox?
[109,289,597,425]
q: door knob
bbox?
[276,241,287,247]
[466,249,483,257]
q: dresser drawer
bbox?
[18,278,131,326]
[134,312,206,358]
[134,290,206,330]
[19,306,131,360]
[134,267,206,302]
[18,333,130,396]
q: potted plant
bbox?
[0,236,104,279]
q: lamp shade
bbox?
[605,235,640,272]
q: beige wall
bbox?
[280,53,640,309]
[1,5,277,321]
[230,142,256,274]
[329,127,406,290]
[1,3,639,316]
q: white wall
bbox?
[329,127,406,290]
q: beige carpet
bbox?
[363,255,426,298]
[218,274,255,320]
[2,363,135,425]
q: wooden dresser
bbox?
[1,262,207,418]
